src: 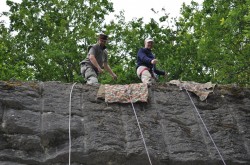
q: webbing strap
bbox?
[139,67,150,77]
[139,67,157,81]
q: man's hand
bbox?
[97,67,103,74]
[151,59,158,64]
[112,73,118,80]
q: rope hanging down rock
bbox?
[184,88,227,165]
[127,87,153,165]
[68,82,77,165]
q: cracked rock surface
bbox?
[0,81,249,165]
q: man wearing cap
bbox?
[80,33,117,85]
[136,37,166,85]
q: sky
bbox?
[109,0,203,23]
[0,0,204,26]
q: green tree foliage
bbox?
[0,24,33,80]
[2,0,113,82]
[0,0,249,86]
[175,0,250,85]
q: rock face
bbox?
[0,81,249,165]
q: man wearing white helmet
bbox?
[136,37,166,85]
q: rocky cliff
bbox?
[0,81,249,165]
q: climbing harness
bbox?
[68,82,77,165]
[127,87,153,165]
[184,87,227,165]
[139,66,157,80]
[139,67,150,77]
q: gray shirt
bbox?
[80,44,108,70]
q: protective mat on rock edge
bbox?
[169,80,216,101]
[97,83,148,103]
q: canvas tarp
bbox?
[97,83,148,103]
[169,80,216,101]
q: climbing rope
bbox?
[68,82,77,165]
[184,88,227,165]
[127,86,153,165]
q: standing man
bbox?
[136,37,166,85]
[80,33,117,85]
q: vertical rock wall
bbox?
[0,81,249,165]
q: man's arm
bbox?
[154,68,165,75]
[153,64,166,77]
[138,49,153,64]
[103,63,117,80]
[89,54,103,73]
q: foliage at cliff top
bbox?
[0,0,249,86]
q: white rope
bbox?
[127,87,153,165]
[68,82,77,165]
[184,88,227,165]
